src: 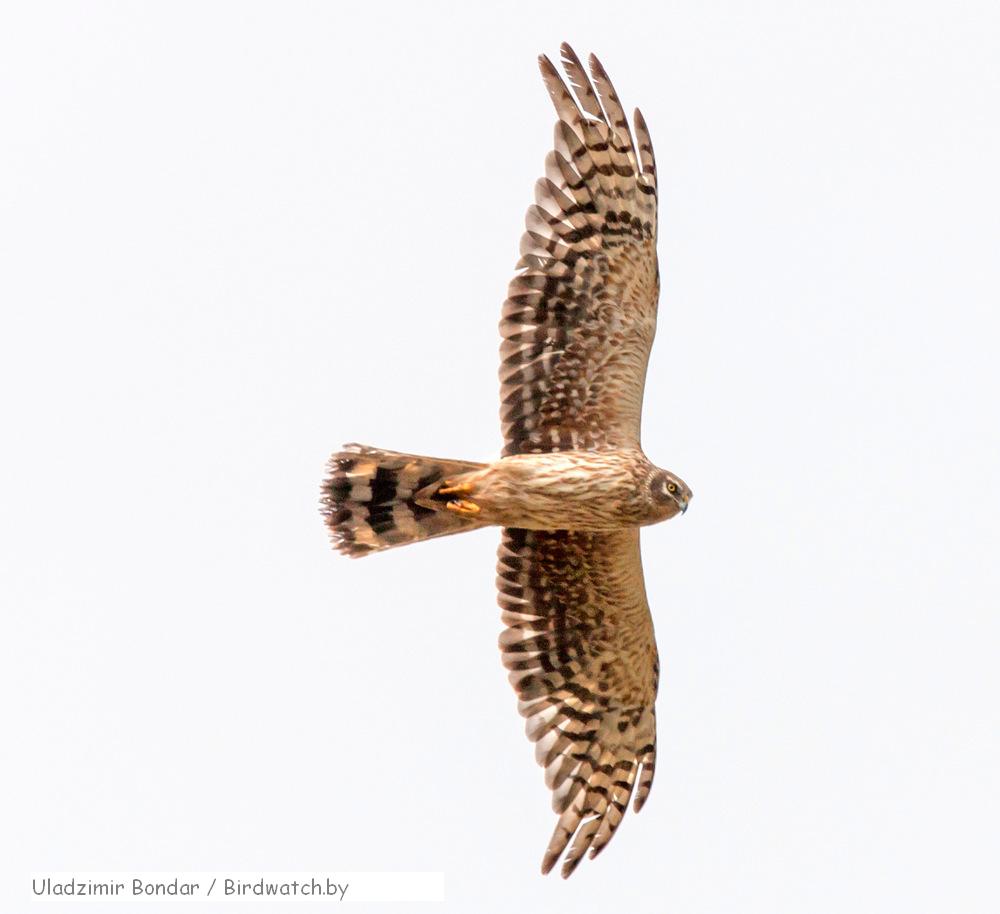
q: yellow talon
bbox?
[445,498,481,516]
[439,480,475,496]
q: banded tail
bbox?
[321,444,488,557]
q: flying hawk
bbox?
[321,43,692,878]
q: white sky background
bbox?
[2,1,999,911]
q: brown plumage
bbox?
[320,43,692,878]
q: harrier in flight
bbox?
[322,43,692,878]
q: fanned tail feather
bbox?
[321,445,487,556]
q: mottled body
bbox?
[321,44,693,878]
[433,450,685,531]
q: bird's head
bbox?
[648,468,692,521]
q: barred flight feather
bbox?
[497,527,658,877]
[501,44,659,457]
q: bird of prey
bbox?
[321,43,692,878]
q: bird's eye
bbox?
[667,482,677,493]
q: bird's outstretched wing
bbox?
[497,528,658,877]
[500,43,659,457]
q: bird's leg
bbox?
[434,474,484,518]
[445,498,481,517]
[438,479,476,496]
